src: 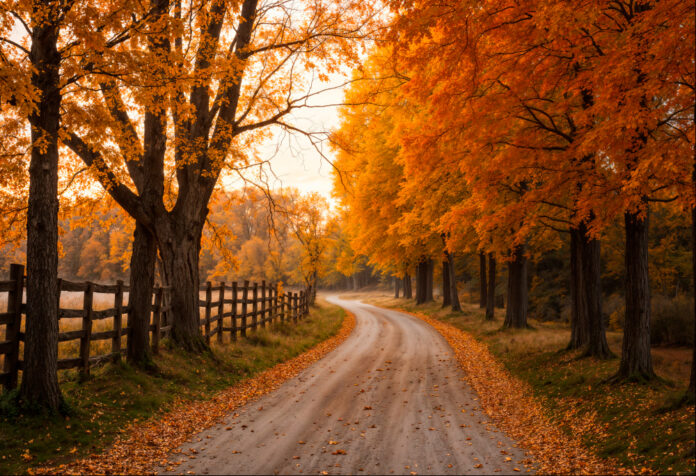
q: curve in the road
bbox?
[162,296,530,475]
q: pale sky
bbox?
[223,74,348,204]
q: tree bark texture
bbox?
[690,179,696,397]
[126,222,157,364]
[442,260,451,307]
[568,228,589,349]
[616,209,654,380]
[479,252,487,308]
[425,258,434,302]
[403,274,412,299]
[580,229,613,359]
[485,254,496,320]
[503,245,528,329]
[158,217,206,351]
[415,260,425,304]
[394,276,400,298]
[20,5,64,411]
[446,250,462,312]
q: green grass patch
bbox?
[365,293,695,475]
[0,299,345,474]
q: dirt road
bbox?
[162,297,531,475]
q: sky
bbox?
[222,75,348,205]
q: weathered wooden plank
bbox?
[113,280,124,363]
[91,330,117,341]
[58,330,85,342]
[80,283,94,378]
[91,283,119,294]
[60,280,88,292]
[0,340,14,355]
[92,308,117,319]
[231,282,238,341]
[260,281,267,329]
[0,312,14,325]
[0,281,14,292]
[217,282,225,343]
[59,308,83,318]
[241,281,249,338]
[204,282,212,345]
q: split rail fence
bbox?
[0,263,310,392]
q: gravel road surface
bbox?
[162,296,530,475]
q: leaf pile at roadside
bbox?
[407,310,634,475]
[32,311,356,475]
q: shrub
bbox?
[651,294,694,347]
[604,293,694,346]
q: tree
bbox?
[63,0,376,351]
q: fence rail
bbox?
[0,264,310,392]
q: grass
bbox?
[0,298,345,474]
[361,291,695,475]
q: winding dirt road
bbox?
[162,297,530,475]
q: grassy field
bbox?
[360,291,695,475]
[0,298,345,474]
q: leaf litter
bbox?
[32,311,356,475]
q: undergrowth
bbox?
[0,299,345,474]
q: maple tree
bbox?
[54,0,378,354]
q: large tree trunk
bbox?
[581,229,613,359]
[568,223,612,358]
[20,8,63,411]
[126,223,157,365]
[441,260,451,307]
[446,250,462,312]
[158,219,206,351]
[690,172,696,398]
[615,209,655,380]
[479,252,487,308]
[425,258,434,302]
[403,273,412,299]
[415,260,426,304]
[568,228,589,349]
[394,276,401,298]
[503,245,528,329]
[485,254,496,320]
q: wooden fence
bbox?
[0,263,310,392]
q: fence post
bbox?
[232,281,238,341]
[260,280,266,329]
[3,264,24,391]
[241,280,249,338]
[293,292,298,323]
[252,282,259,331]
[217,282,225,343]
[300,291,305,319]
[80,282,94,379]
[279,291,285,322]
[204,282,212,345]
[113,280,123,363]
[273,284,279,323]
[152,287,163,355]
